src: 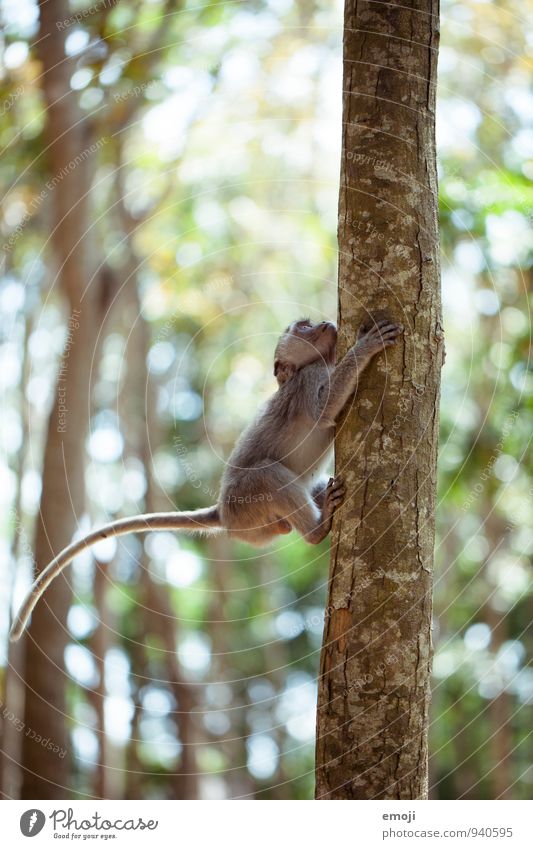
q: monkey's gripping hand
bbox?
[355,319,403,355]
[318,319,403,426]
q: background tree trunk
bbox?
[315,0,443,799]
[116,161,201,799]
[1,310,33,799]
[20,0,103,798]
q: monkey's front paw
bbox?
[357,319,403,352]
[325,476,346,513]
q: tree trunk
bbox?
[206,536,254,800]
[483,509,513,801]
[20,0,101,797]
[116,173,200,798]
[315,0,442,799]
[89,562,112,800]
[1,311,33,799]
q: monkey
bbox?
[9,317,402,641]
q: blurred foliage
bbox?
[0,0,532,799]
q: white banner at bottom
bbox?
[1,799,530,849]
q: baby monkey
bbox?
[10,317,402,641]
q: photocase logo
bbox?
[20,809,46,837]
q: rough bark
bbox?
[315,0,443,799]
[20,0,102,797]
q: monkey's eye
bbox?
[296,319,312,329]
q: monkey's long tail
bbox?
[9,506,221,642]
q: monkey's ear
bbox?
[274,359,296,385]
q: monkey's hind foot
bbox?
[305,477,346,545]
[324,476,346,517]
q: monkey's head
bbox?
[273,318,337,384]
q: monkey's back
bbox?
[218,361,333,537]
